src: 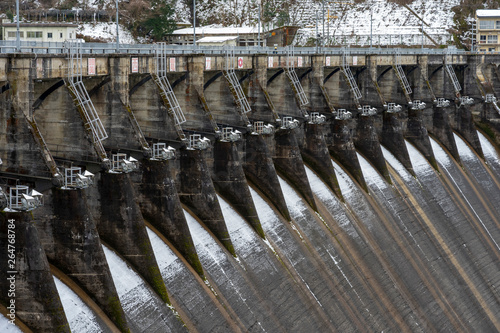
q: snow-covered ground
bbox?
[294,0,460,46]
[77,22,137,44]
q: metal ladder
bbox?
[284,46,309,108]
[341,48,362,105]
[222,47,251,126]
[153,43,188,143]
[393,49,412,102]
[444,53,462,96]
[65,39,109,163]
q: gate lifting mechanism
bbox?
[189,134,211,150]
[221,127,241,142]
[386,103,402,113]
[281,117,300,129]
[1,185,44,212]
[309,112,326,124]
[111,153,139,173]
[64,167,95,189]
[335,109,352,120]
[152,143,176,160]
[484,94,496,103]
[436,98,450,108]
[362,105,377,116]
[253,121,274,135]
[410,100,426,110]
[460,96,474,106]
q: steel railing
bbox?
[0,40,473,56]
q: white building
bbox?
[1,21,77,42]
[476,9,500,52]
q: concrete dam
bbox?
[1,43,500,332]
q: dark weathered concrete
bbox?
[213,140,265,238]
[132,159,204,277]
[273,128,317,210]
[382,111,414,175]
[42,188,130,332]
[97,172,169,303]
[354,114,391,183]
[431,105,460,163]
[243,133,291,221]
[301,122,342,199]
[329,118,367,191]
[452,104,484,158]
[406,108,438,170]
[178,148,236,256]
[0,212,70,333]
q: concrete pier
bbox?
[0,212,70,332]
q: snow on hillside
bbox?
[67,0,460,46]
[294,0,460,46]
[77,22,137,43]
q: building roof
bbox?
[171,25,259,36]
[1,22,77,28]
[197,36,238,43]
[477,9,500,18]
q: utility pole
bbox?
[193,0,196,49]
[421,18,424,49]
[258,0,261,47]
[370,2,373,48]
[115,0,119,52]
[322,1,325,47]
[16,0,20,52]
[316,9,319,52]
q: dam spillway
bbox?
[1,44,500,332]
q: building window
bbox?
[69,32,72,38]
[488,35,498,43]
[60,33,63,38]
[480,35,487,44]
[27,31,43,38]
[496,21,500,29]
[48,32,53,38]
[480,20,495,29]
[489,47,496,52]
[7,31,24,38]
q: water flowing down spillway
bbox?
[399,139,500,331]
[53,276,107,333]
[102,244,186,332]
[478,131,500,178]
[146,226,236,332]
[183,207,278,332]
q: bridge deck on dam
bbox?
[1,45,500,333]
